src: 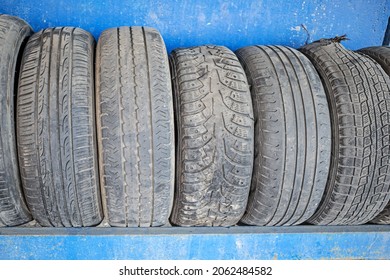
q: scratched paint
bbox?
[0,226,389,259]
[0,0,388,52]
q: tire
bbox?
[17,27,102,227]
[299,40,390,225]
[170,45,254,226]
[371,206,390,224]
[358,47,390,225]
[96,27,175,227]
[0,14,32,227]
[236,45,331,226]
[358,46,390,76]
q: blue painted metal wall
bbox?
[0,0,388,52]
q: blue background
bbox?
[1,0,389,52]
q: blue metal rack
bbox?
[0,226,389,260]
[0,0,389,260]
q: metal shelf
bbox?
[1,225,389,259]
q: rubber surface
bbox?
[300,40,390,225]
[358,46,390,224]
[371,206,390,224]
[17,27,102,227]
[0,14,32,227]
[170,45,254,226]
[359,46,390,75]
[96,27,175,227]
[236,45,331,226]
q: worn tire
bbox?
[299,40,390,225]
[370,205,390,224]
[236,45,331,226]
[170,45,254,226]
[358,47,390,225]
[17,27,102,227]
[0,14,32,227]
[358,46,390,225]
[96,27,175,227]
[358,46,390,76]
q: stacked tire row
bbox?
[1,14,390,228]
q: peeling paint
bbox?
[290,25,302,31]
[0,0,387,52]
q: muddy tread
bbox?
[170,45,254,226]
[0,15,32,227]
[299,41,390,225]
[96,27,174,227]
[236,45,331,226]
[17,27,102,227]
[358,46,390,76]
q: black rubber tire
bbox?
[170,45,254,226]
[370,206,390,224]
[236,45,331,226]
[358,47,390,225]
[0,14,32,227]
[358,46,390,76]
[17,27,102,227]
[96,27,175,227]
[299,40,390,225]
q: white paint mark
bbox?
[198,12,206,23]
[236,239,243,249]
[149,11,158,21]
[290,25,301,31]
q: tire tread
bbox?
[0,14,32,226]
[170,45,254,226]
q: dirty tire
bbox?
[170,45,254,226]
[17,27,102,227]
[96,27,175,227]
[358,46,390,76]
[370,205,390,224]
[0,14,32,227]
[236,45,331,226]
[359,46,390,225]
[299,41,390,225]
